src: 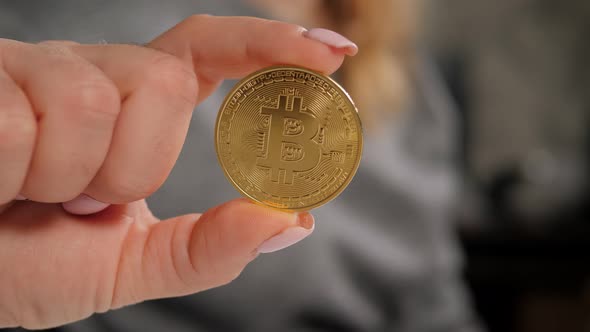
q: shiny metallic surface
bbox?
[216,66,363,211]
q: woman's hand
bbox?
[0,15,357,329]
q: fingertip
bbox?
[194,198,304,257]
[210,198,299,230]
[14,194,27,201]
[333,45,359,57]
[297,212,315,230]
[256,213,315,254]
[177,199,301,287]
[62,194,110,215]
[214,199,316,254]
[303,28,359,56]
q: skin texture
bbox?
[0,15,352,329]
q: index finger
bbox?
[148,15,354,102]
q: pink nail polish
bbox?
[303,28,358,56]
[14,194,27,201]
[62,194,110,215]
[257,214,315,254]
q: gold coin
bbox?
[215,66,363,211]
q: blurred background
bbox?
[425,1,590,331]
[1,0,589,331]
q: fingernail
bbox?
[303,28,358,56]
[14,194,27,201]
[62,194,110,215]
[257,213,315,254]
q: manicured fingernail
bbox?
[303,28,358,56]
[62,194,110,215]
[257,213,315,254]
[14,194,27,201]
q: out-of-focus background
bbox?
[0,1,589,331]
[425,1,590,331]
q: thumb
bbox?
[109,199,314,309]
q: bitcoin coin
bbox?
[215,66,362,211]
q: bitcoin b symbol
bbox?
[257,95,321,184]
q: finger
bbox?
[71,44,198,204]
[110,199,314,308]
[1,40,121,202]
[148,15,352,102]
[62,194,110,215]
[0,69,36,204]
[68,16,355,204]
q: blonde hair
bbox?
[251,0,418,128]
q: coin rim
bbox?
[215,65,363,212]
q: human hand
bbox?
[0,15,357,329]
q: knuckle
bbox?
[37,41,73,56]
[64,76,120,122]
[0,108,36,151]
[184,14,212,27]
[190,228,240,289]
[191,202,248,288]
[0,38,26,53]
[106,173,163,203]
[37,40,80,47]
[143,53,198,111]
